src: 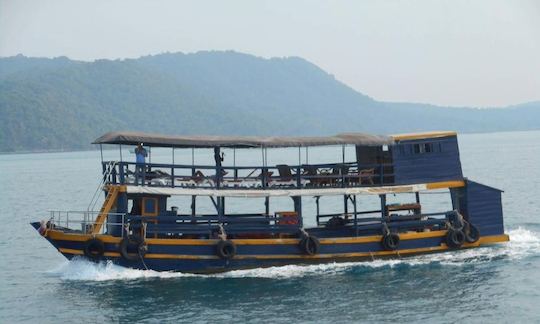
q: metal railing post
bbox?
[119,162,125,184]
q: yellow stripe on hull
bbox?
[47,230,508,247]
[47,229,451,246]
[57,234,509,261]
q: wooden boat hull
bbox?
[32,223,509,274]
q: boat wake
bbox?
[49,227,539,281]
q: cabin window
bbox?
[412,143,434,155]
[142,197,158,216]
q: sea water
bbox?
[0,131,539,323]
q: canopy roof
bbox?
[93,131,394,148]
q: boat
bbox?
[31,130,509,273]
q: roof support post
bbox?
[380,194,387,219]
[214,147,222,189]
[353,195,358,236]
[293,196,303,227]
[171,148,175,188]
[315,196,320,226]
[261,147,266,188]
[233,148,237,180]
[297,147,302,187]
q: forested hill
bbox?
[1,51,539,152]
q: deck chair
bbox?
[358,168,375,185]
[257,170,274,187]
[302,165,323,186]
[276,164,294,181]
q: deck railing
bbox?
[47,210,127,235]
[44,209,456,238]
[102,161,395,189]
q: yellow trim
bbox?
[58,248,121,257]
[426,180,465,190]
[47,229,448,246]
[48,228,508,250]
[105,184,127,192]
[57,234,509,260]
[59,248,84,255]
[91,185,119,234]
[391,131,457,141]
[47,230,121,243]
[144,254,219,260]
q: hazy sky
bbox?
[1,0,539,107]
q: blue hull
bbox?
[31,223,509,273]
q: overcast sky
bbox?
[1,0,539,107]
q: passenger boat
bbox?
[31,131,509,273]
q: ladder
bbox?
[87,161,117,213]
[91,185,120,235]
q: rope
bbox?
[138,222,149,270]
[139,249,149,271]
[218,224,227,240]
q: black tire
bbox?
[381,233,400,251]
[465,223,480,243]
[83,238,105,262]
[120,236,147,261]
[300,235,320,255]
[216,240,237,259]
[446,228,466,248]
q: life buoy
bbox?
[120,236,147,261]
[464,223,480,243]
[446,228,466,248]
[216,240,236,259]
[381,233,400,250]
[300,235,320,255]
[83,238,105,261]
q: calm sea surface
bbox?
[1,131,539,323]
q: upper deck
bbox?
[96,131,464,193]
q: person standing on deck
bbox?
[134,143,148,185]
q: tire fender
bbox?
[120,236,147,261]
[446,228,466,248]
[83,238,105,262]
[381,233,400,251]
[216,240,237,259]
[300,235,320,255]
